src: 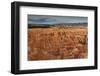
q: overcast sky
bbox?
[28,15,88,25]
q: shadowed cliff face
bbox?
[28,27,88,61]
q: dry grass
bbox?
[28,27,88,61]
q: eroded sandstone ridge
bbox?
[28,27,87,61]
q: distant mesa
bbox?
[28,23,88,28]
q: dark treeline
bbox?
[28,23,87,28]
[28,24,50,28]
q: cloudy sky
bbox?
[28,15,88,25]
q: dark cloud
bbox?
[28,18,56,22]
[28,15,88,25]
